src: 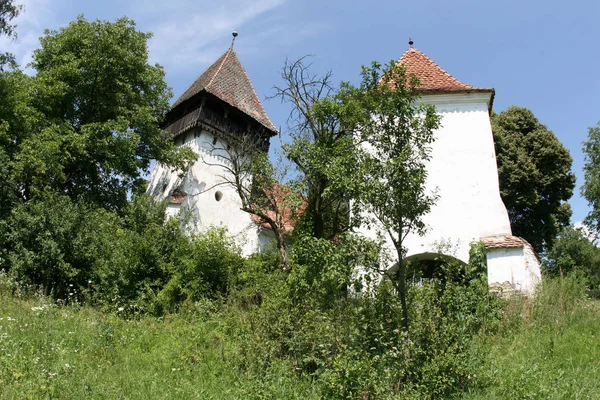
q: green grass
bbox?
[462,281,600,400]
[0,292,318,399]
[2,277,600,399]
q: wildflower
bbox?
[118,307,124,312]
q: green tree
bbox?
[2,16,194,212]
[492,106,575,253]
[272,57,364,240]
[0,0,22,69]
[352,61,441,328]
[582,122,600,238]
[546,225,600,297]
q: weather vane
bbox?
[231,31,238,49]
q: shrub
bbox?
[546,226,600,297]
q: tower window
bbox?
[215,191,223,202]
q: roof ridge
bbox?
[406,48,473,89]
[170,47,278,134]
[229,50,277,133]
[205,48,232,90]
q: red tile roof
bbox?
[398,47,493,93]
[481,235,525,249]
[172,48,277,133]
[168,188,187,205]
[250,183,307,234]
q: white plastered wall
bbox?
[486,244,541,294]
[358,92,512,264]
[147,128,262,255]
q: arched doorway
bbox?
[387,252,467,284]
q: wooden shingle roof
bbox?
[172,48,277,134]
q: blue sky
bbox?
[2,0,599,224]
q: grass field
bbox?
[0,292,318,399]
[1,278,599,399]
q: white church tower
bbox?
[147,38,278,255]
[358,44,541,293]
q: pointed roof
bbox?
[172,48,277,133]
[398,47,493,93]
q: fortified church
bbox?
[147,38,542,294]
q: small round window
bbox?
[215,191,223,201]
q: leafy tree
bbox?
[351,61,441,328]
[1,16,194,212]
[272,57,364,240]
[492,106,575,253]
[546,225,600,297]
[0,0,22,69]
[582,122,600,238]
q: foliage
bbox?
[350,60,441,328]
[1,192,242,313]
[582,122,600,238]
[273,57,365,240]
[223,239,499,399]
[491,106,575,253]
[0,16,195,213]
[0,0,22,69]
[545,225,600,297]
[465,275,600,400]
[2,192,109,299]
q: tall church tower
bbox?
[147,38,278,254]
[358,44,542,293]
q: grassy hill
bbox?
[1,276,599,399]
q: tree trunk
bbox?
[275,229,289,269]
[396,251,409,329]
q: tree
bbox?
[582,122,600,239]
[491,106,575,253]
[351,61,441,328]
[272,57,364,240]
[0,0,22,69]
[202,133,304,267]
[546,225,600,297]
[2,16,194,212]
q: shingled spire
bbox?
[165,45,277,138]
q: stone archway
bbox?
[387,252,467,284]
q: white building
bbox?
[147,42,541,294]
[146,45,278,255]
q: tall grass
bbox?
[2,271,599,399]
[463,274,600,400]
[0,274,318,399]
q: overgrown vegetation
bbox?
[1,9,599,400]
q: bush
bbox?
[224,239,500,399]
[545,226,600,297]
[1,192,243,314]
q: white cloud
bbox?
[573,220,598,244]
[132,0,288,73]
[0,0,67,72]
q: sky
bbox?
[1,0,599,225]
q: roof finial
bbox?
[230,31,238,49]
[408,37,414,48]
